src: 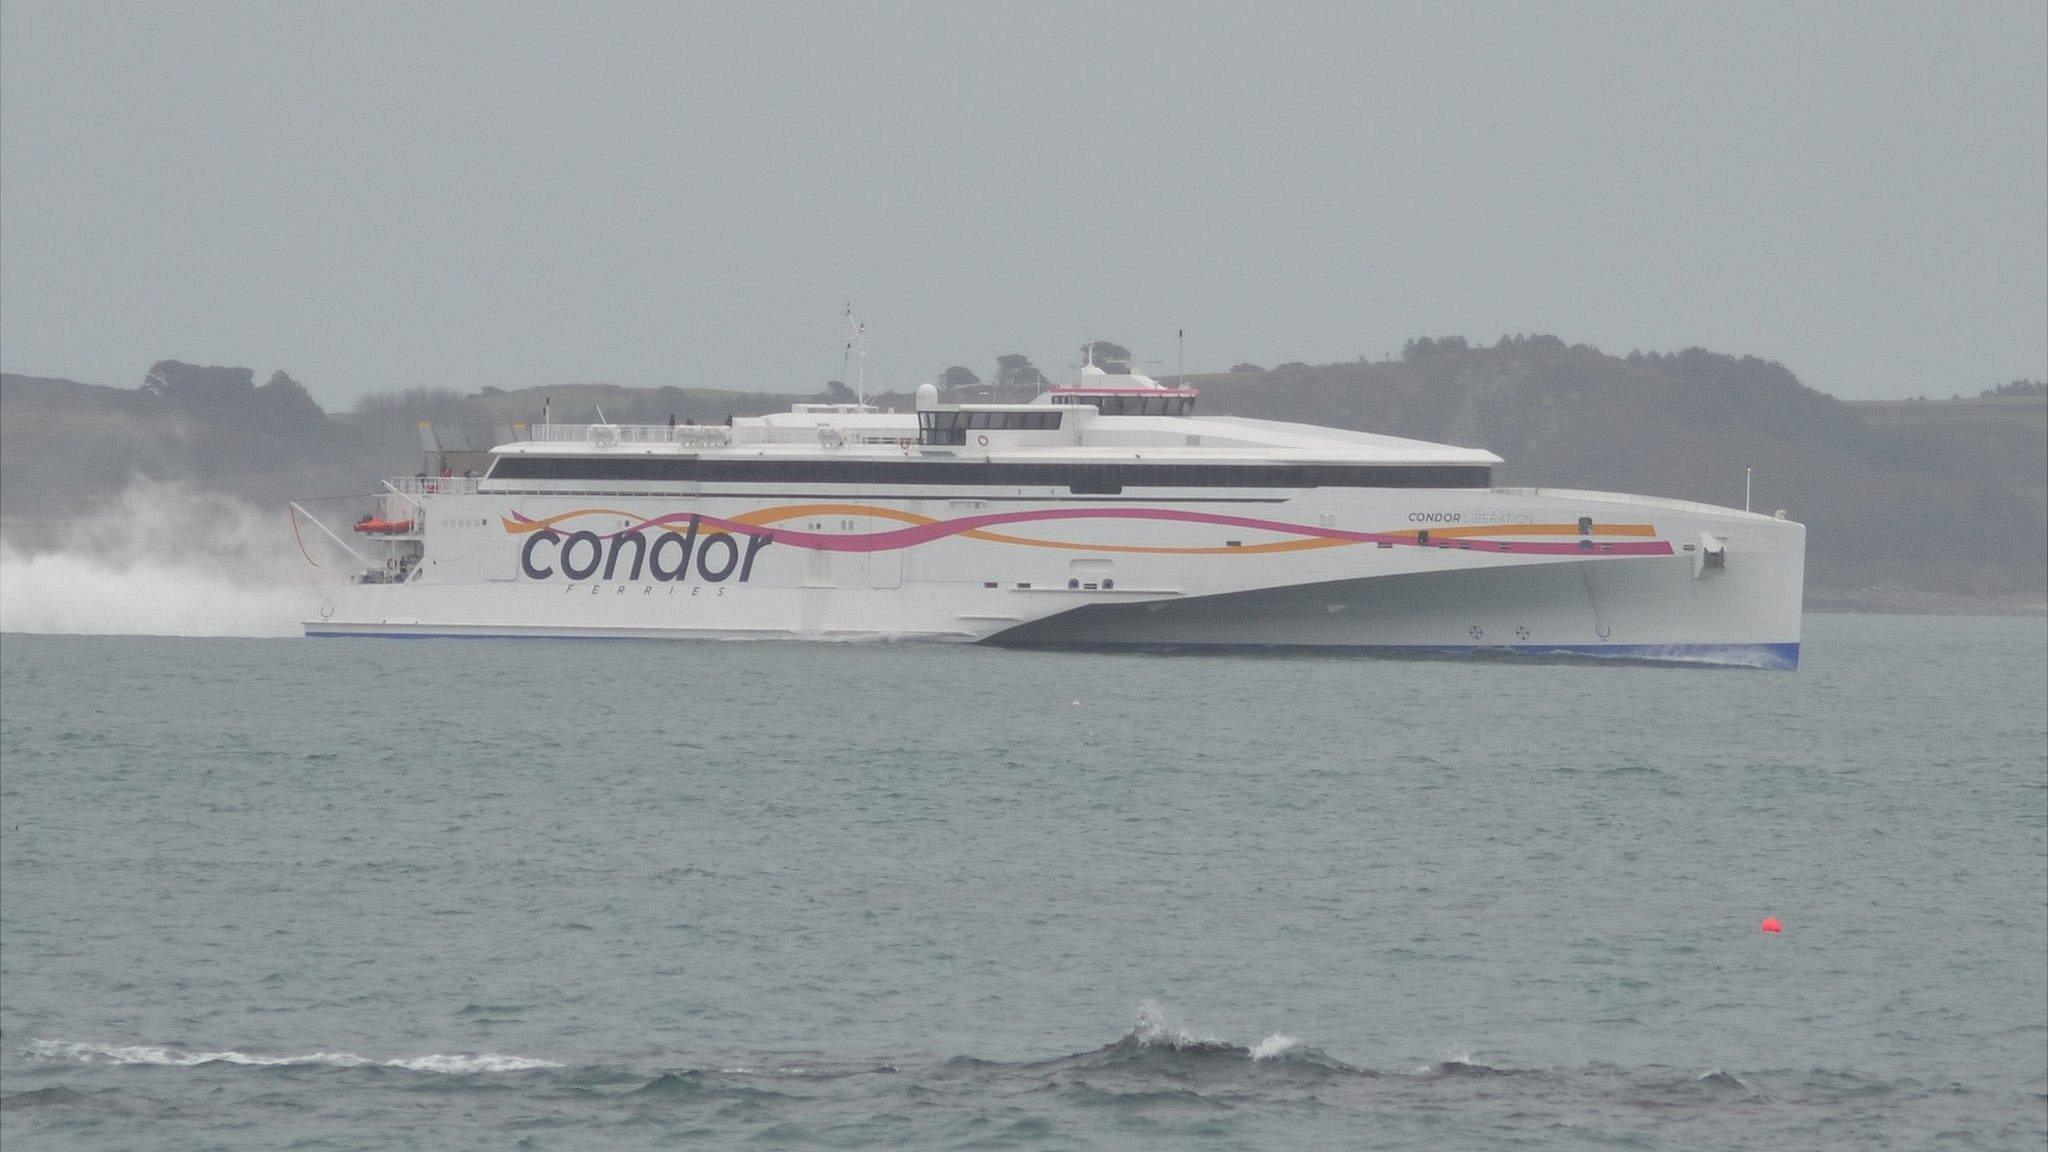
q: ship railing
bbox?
[1490,486,1782,520]
[386,475,481,500]
[530,423,733,447]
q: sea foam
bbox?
[29,1039,560,1074]
[1127,1000,1221,1050]
[1249,1033,1300,1061]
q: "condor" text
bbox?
[519,516,771,584]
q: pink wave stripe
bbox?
[539,506,1675,558]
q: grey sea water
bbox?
[1,615,2043,1150]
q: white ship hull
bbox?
[307,486,1805,668]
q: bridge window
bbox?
[918,409,1062,445]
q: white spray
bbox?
[0,481,343,637]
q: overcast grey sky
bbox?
[3,1,2042,406]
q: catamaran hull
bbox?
[308,564,1797,667]
[305,487,1804,667]
[983,555,1801,668]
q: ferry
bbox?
[294,354,1806,667]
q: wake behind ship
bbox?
[294,359,1806,668]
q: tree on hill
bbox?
[994,354,1047,389]
[257,370,326,425]
[1983,378,2045,398]
[1402,336,1470,360]
[1230,363,1266,374]
[140,360,324,430]
[141,360,255,405]
[825,379,856,402]
[938,365,980,389]
[1495,333,1566,350]
[1084,341,1132,372]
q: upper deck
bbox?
[467,361,1498,492]
[491,385,1497,467]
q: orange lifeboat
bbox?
[353,515,415,535]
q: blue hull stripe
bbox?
[988,640,1800,669]
[303,628,1798,670]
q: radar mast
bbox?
[843,303,868,409]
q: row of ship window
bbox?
[920,411,1065,431]
[487,456,1492,491]
[918,410,1062,446]
[1049,395,1195,416]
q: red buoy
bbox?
[1760,917,1782,933]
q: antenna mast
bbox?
[844,303,867,409]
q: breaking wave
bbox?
[1120,999,1232,1053]
[28,1039,559,1074]
[1056,1002,1365,1077]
